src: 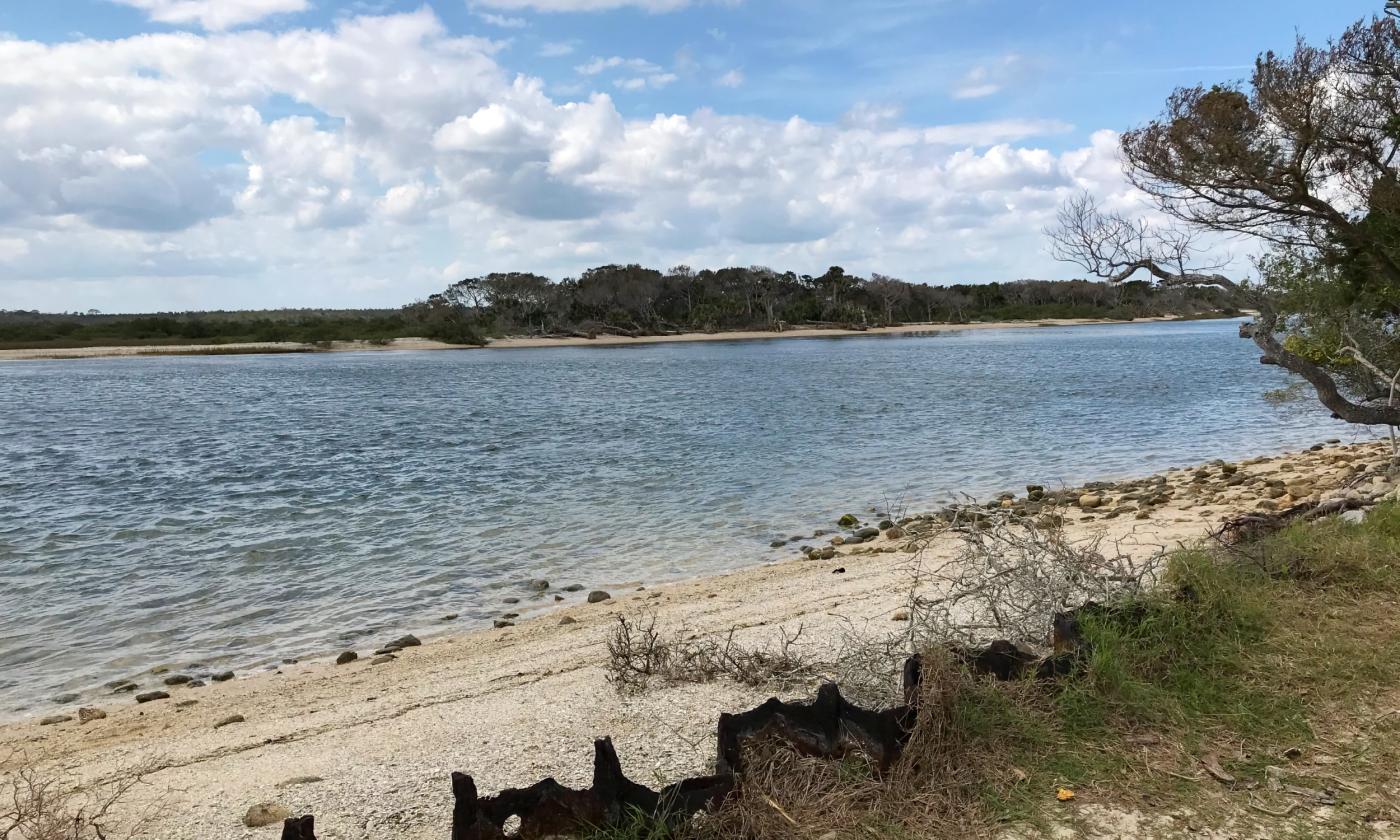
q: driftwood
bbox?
[279,662,929,838]
[716,654,922,776]
[1213,497,1366,545]
[279,606,1124,838]
[278,815,315,840]
[449,738,732,839]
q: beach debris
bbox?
[39,714,72,726]
[493,620,515,629]
[716,655,922,775]
[587,590,611,603]
[274,662,923,838]
[276,776,324,788]
[1214,496,1369,545]
[558,616,578,626]
[1056,787,1075,802]
[244,801,290,828]
[447,738,732,840]
[214,714,245,729]
[280,816,316,839]
[370,654,396,665]
[135,691,169,703]
[163,674,193,686]
[335,651,358,665]
[77,707,106,724]
[1201,755,1236,785]
[212,671,235,682]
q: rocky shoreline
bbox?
[22,437,1399,724]
[2,437,1394,840]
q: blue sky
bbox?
[0,0,1385,311]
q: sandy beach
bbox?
[0,316,1194,361]
[0,437,1390,839]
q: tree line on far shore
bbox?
[408,267,1242,345]
[0,270,1242,349]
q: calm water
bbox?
[0,320,1354,712]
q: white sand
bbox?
[0,317,1191,361]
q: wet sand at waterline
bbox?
[0,316,1192,361]
[2,440,1390,840]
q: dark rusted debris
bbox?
[280,606,1127,838]
[450,737,732,840]
[278,815,315,840]
[717,653,921,776]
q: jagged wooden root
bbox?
[715,653,922,776]
[1213,497,1365,545]
[281,604,1127,838]
[279,815,315,840]
[450,737,732,840]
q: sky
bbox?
[0,0,1385,312]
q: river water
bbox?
[0,320,1353,713]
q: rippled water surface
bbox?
[0,320,1353,712]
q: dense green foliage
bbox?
[426,265,1241,337]
[1,268,1241,350]
[0,308,484,349]
[1119,14,1400,423]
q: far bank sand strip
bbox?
[0,316,1195,361]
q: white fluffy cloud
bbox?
[0,8,1148,310]
[110,0,308,30]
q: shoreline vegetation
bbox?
[0,313,1228,361]
[0,268,1244,361]
[4,437,1397,839]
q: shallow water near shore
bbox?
[0,319,1355,713]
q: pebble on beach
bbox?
[587,590,611,603]
[213,714,245,729]
[135,691,170,703]
[77,707,106,724]
[243,803,290,828]
[335,651,358,665]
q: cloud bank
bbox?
[1,9,1140,310]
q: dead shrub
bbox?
[0,752,162,840]
[605,614,817,696]
[905,510,1162,650]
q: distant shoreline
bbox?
[0,314,1212,361]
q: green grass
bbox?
[580,502,1400,839]
[986,501,1400,829]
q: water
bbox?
[0,320,1354,712]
